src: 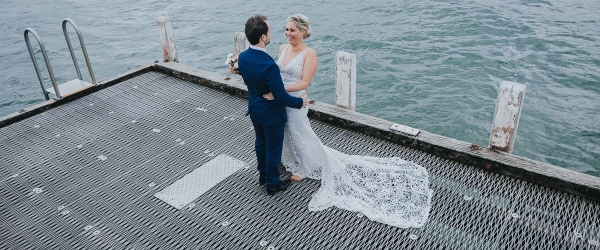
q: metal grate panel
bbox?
[154,154,246,209]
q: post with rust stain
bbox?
[335,51,356,111]
[489,81,526,153]
[156,17,178,63]
[233,32,249,55]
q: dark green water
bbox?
[1,0,598,176]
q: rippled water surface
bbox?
[1,0,598,176]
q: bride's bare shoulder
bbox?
[306,47,318,58]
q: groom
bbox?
[238,14,307,195]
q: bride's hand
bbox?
[263,92,274,100]
[228,66,239,74]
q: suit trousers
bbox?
[251,119,285,189]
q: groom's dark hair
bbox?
[245,14,268,45]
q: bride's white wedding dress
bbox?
[277,45,433,228]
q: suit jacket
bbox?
[238,47,303,127]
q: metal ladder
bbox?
[24,18,96,101]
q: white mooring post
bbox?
[233,32,249,55]
[335,51,356,111]
[156,17,178,63]
[489,81,526,153]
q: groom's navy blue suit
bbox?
[238,47,303,189]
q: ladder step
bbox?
[46,79,95,97]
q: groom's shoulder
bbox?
[240,48,253,57]
[242,49,272,62]
[241,48,263,58]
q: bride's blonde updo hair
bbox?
[287,14,311,39]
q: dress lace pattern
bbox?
[276,45,433,228]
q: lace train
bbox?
[277,44,433,228]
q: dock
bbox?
[1,62,599,249]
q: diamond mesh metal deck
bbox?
[1,71,599,249]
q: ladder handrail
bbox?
[24,28,60,100]
[62,18,96,84]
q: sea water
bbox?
[0,0,598,176]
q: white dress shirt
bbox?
[249,45,267,53]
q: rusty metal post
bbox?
[335,51,356,111]
[233,32,248,55]
[156,17,178,63]
[489,81,526,153]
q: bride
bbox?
[266,14,433,228]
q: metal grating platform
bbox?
[1,71,599,249]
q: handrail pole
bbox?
[62,20,82,81]
[24,29,49,100]
[62,18,96,84]
[24,28,60,100]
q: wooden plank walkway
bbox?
[1,63,599,249]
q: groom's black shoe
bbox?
[267,179,291,196]
[259,179,266,186]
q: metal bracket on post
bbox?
[489,81,526,153]
[156,17,178,63]
[335,51,356,111]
